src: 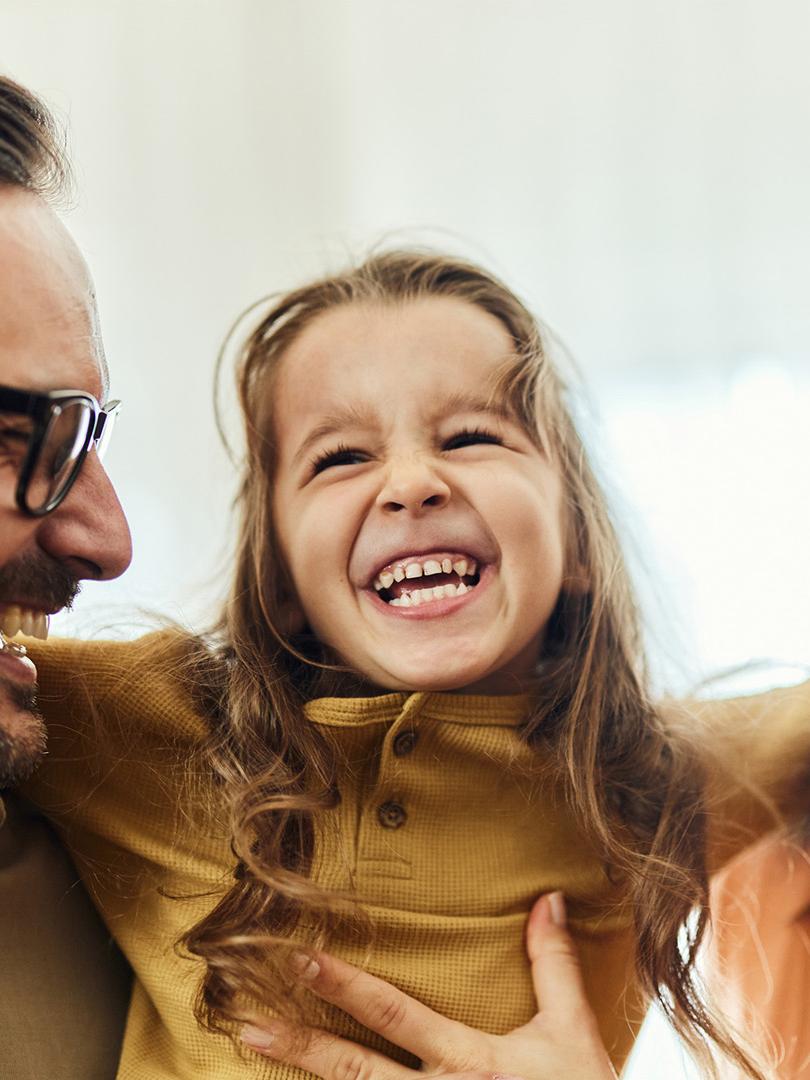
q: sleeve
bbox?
[669,681,810,875]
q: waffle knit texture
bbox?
[21,631,810,1079]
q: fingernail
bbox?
[548,891,567,928]
[289,949,320,980]
[241,1024,275,1050]
[492,1074,527,1080]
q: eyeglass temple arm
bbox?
[93,411,109,442]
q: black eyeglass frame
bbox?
[0,385,121,517]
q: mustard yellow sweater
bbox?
[22,632,810,1079]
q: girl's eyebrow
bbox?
[291,393,515,466]
[438,391,515,425]
[292,403,379,465]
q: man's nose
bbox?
[375,456,452,515]
[34,450,132,581]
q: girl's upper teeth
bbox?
[373,554,478,591]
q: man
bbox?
[0,76,133,1078]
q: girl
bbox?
[23,251,810,1080]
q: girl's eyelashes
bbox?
[309,428,505,476]
[310,443,367,475]
[443,427,504,451]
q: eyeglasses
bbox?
[0,385,121,517]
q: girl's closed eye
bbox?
[310,429,505,475]
[443,427,504,451]
[310,443,368,475]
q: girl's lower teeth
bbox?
[389,582,469,608]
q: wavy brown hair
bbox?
[180,250,763,1078]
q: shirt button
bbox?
[392,730,419,757]
[377,801,407,829]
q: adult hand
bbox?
[241,892,617,1080]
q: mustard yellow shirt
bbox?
[22,632,810,1079]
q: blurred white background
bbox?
[3,2,809,1074]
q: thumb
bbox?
[526,892,588,1018]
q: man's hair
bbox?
[0,75,70,199]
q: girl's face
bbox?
[271,297,567,694]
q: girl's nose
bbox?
[375,458,451,515]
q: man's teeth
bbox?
[373,556,478,591]
[389,582,470,607]
[0,606,50,640]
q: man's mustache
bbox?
[0,552,81,613]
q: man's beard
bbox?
[0,551,79,788]
[0,682,46,788]
[0,551,81,615]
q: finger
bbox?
[289,950,475,1064]
[525,892,589,1017]
[241,1018,415,1080]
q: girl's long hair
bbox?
[179,250,762,1078]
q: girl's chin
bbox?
[363,660,514,695]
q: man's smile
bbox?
[0,603,51,640]
[0,602,53,686]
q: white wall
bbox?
[3,1,808,656]
[2,3,809,1073]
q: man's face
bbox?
[271,297,568,695]
[0,186,132,787]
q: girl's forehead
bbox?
[274,297,517,418]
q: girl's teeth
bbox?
[374,554,481,595]
[388,582,470,608]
